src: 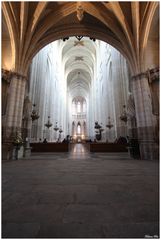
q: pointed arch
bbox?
[140,2,159,67]
[21,2,48,67]
[108,2,136,66]
[131,2,140,70]
[23,25,136,76]
[2,2,19,69]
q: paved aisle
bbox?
[2,150,159,238]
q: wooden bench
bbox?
[30,143,69,152]
[90,143,128,152]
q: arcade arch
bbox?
[2,2,159,160]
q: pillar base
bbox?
[139,140,159,160]
[12,147,18,160]
[10,145,24,160]
[24,147,32,158]
[2,143,13,160]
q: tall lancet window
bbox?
[72,121,75,135]
[72,101,76,114]
[83,101,86,113]
[77,122,81,134]
[77,101,81,113]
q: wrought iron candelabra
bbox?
[54,122,59,142]
[106,117,114,129]
[45,116,52,129]
[95,121,102,130]
[31,104,39,121]
[106,117,114,142]
[59,126,63,134]
[53,121,59,131]
[94,121,104,141]
[120,105,128,123]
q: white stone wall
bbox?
[89,41,130,142]
[29,39,130,142]
[29,41,67,142]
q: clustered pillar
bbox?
[3,72,27,159]
[131,72,159,160]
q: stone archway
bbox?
[2,2,159,160]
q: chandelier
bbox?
[94,122,104,132]
[76,36,84,41]
[120,105,128,123]
[62,36,96,42]
[45,116,52,129]
[95,121,101,129]
[94,121,104,141]
[106,117,114,129]
[31,104,39,121]
[53,122,59,131]
[59,126,63,134]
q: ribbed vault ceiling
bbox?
[2,1,159,75]
[63,37,96,99]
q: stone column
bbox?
[24,119,32,158]
[22,96,33,158]
[131,71,158,160]
[3,72,27,160]
[126,93,137,139]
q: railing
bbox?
[72,114,86,119]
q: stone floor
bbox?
[2,144,159,238]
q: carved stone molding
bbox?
[131,67,159,82]
[75,56,84,61]
[2,69,27,81]
[74,41,84,47]
[2,69,11,83]
[10,71,27,81]
[147,67,159,83]
[76,4,84,21]
[131,72,147,81]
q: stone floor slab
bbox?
[102,222,159,238]
[2,223,40,238]
[3,204,65,224]
[37,223,103,238]
[2,148,159,238]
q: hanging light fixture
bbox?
[100,123,104,132]
[62,36,95,42]
[75,36,84,41]
[106,117,114,129]
[31,104,39,121]
[94,121,104,141]
[94,121,101,130]
[53,122,59,131]
[45,116,52,129]
[95,122,104,131]
[59,126,63,134]
[120,105,128,123]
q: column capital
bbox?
[2,69,11,83]
[2,68,27,82]
[131,71,148,81]
[131,67,159,82]
[147,67,159,83]
[10,71,27,81]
